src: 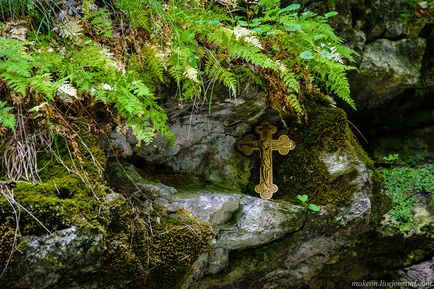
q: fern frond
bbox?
[0,72,28,95]
[327,69,356,109]
[279,69,303,116]
[85,8,113,38]
[280,69,299,93]
[287,93,303,118]
[168,47,190,85]
[204,56,237,97]
[0,101,16,130]
[29,73,57,100]
[115,0,150,30]
[55,17,83,40]
[229,44,277,70]
[130,81,153,98]
[143,47,166,82]
[0,38,32,78]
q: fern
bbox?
[0,38,31,77]
[0,72,28,95]
[115,0,150,30]
[326,66,356,109]
[85,8,113,38]
[280,69,303,116]
[54,17,83,40]
[29,73,58,99]
[0,101,15,130]
[142,47,166,83]
[280,69,299,93]
[0,0,357,144]
[204,54,237,97]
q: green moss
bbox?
[148,209,213,289]
[0,133,215,288]
[382,164,434,232]
[303,107,348,151]
[0,127,221,288]
[37,134,106,183]
[247,107,377,206]
[0,217,16,268]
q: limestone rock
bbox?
[110,82,268,191]
[351,38,426,111]
[187,185,385,289]
[216,196,305,250]
[395,257,434,286]
[161,192,305,250]
[161,192,241,228]
[1,227,105,289]
[158,191,305,282]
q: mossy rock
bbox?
[247,107,377,205]
[0,135,213,288]
[148,209,214,289]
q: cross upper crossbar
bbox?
[237,121,295,199]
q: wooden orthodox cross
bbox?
[237,121,295,199]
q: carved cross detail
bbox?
[237,121,295,199]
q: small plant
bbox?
[0,101,15,131]
[297,194,321,212]
[383,163,434,232]
[382,153,400,163]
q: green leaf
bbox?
[238,20,249,26]
[0,101,16,130]
[1,113,16,130]
[253,24,272,34]
[208,19,221,25]
[279,4,301,14]
[285,24,302,31]
[195,20,205,25]
[181,31,195,43]
[308,204,320,212]
[300,51,314,59]
[324,11,339,18]
[313,34,324,41]
[297,194,308,203]
[301,11,317,18]
[324,51,333,59]
[286,4,301,11]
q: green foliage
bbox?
[0,0,60,34]
[383,153,400,163]
[383,163,434,232]
[0,0,356,142]
[297,194,308,203]
[108,0,356,116]
[296,194,321,212]
[0,37,171,143]
[0,101,15,130]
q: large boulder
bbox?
[350,38,426,112]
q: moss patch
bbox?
[148,209,213,289]
[247,107,377,205]
[0,135,214,288]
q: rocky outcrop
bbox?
[395,257,434,286]
[2,227,105,289]
[1,1,432,288]
[101,160,386,289]
[110,82,268,191]
[301,0,434,131]
[350,38,426,112]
